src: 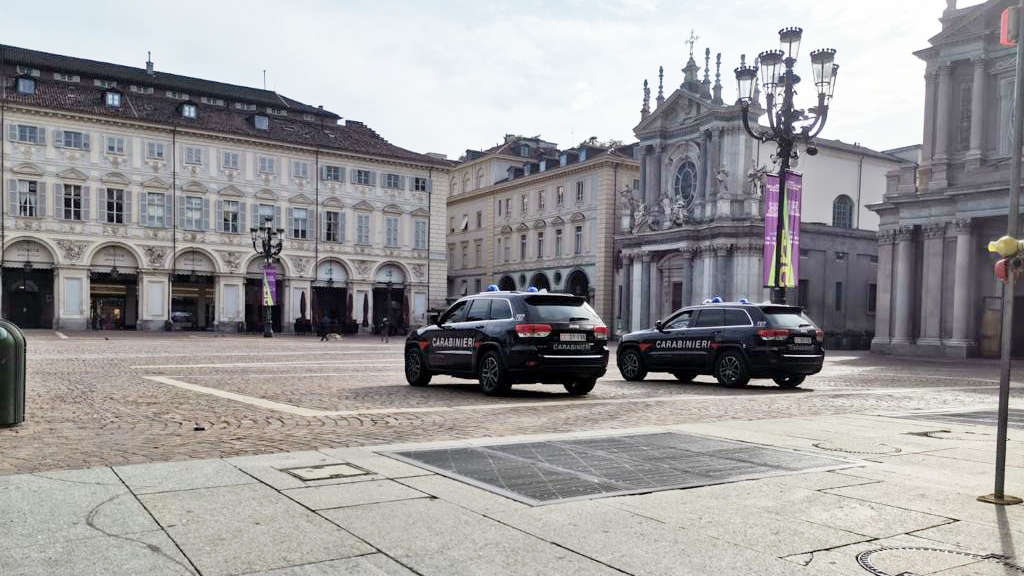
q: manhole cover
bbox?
[281,463,371,481]
[897,410,1024,430]
[857,546,1023,575]
[387,432,853,506]
[812,440,902,455]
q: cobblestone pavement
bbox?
[0,330,1021,475]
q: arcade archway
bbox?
[529,272,551,291]
[373,263,408,335]
[566,269,590,298]
[313,259,352,333]
[89,244,139,330]
[3,239,56,329]
[498,275,516,291]
[172,250,217,330]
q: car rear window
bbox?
[761,307,816,329]
[524,295,601,322]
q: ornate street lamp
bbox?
[250,217,284,338]
[736,27,838,304]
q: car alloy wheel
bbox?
[619,350,646,381]
[405,349,430,387]
[715,351,749,388]
[478,352,509,395]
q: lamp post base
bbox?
[977,494,1023,506]
[771,287,787,305]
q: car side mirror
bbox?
[428,313,440,326]
[655,320,664,332]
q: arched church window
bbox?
[673,161,697,207]
[832,195,854,229]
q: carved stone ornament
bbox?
[141,245,169,268]
[924,222,946,239]
[218,251,242,273]
[291,256,311,277]
[631,202,649,234]
[55,239,88,264]
[896,225,915,242]
[354,259,372,277]
[411,264,425,280]
[955,218,972,234]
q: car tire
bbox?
[618,348,647,382]
[773,374,805,389]
[673,372,697,383]
[405,348,431,387]
[478,351,511,396]
[564,379,596,396]
[714,350,750,388]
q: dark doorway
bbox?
[171,274,216,331]
[89,272,138,330]
[373,283,406,335]
[566,270,590,298]
[245,278,282,333]
[529,273,551,291]
[671,281,683,313]
[312,285,349,334]
[498,276,516,291]
[3,267,54,329]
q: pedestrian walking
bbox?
[319,313,333,341]
[381,315,390,343]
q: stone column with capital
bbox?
[871,230,898,351]
[619,253,632,336]
[890,226,917,348]
[640,252,652,328]
[631,254,643,332]
[947,218,976,356]
[966,58,987,170]
[680,248,695,306]
[918,223,947,346]
[930,65,952,189]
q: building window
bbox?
[633,178,640,190]
[16,180,38,217]
[184,146,203,165]
[536,231,544,260]
[449,216,455,233]
[181,103,198,119]
[222,151,240,170]
[556,186,564,206]
[146,192,166,227]
[293,161,309,180]
[521,194,528,214]
[323,165,342,181]
[62,184,83,220]
[673,161,697,206]
[474,279,482,293]
[356,169,372,185]
[798,279,809,309]
[324,211,340,242]
[461,243,469,269]
[184,196,203,230]
[258,156,275,174]
[475,241,482,267]
[555,228,563,256]
[222,200,240,233]
[520,144,530,157]
[448,244,455,264]
[292,208,309,239]
[258,203,275,227]
[61,131,87,150]
[254,115,269,130]
[832,195,854,229]
[385,216,399,247]
[414,177,428,192]
[475,168,484,189]
[504,238,510,262]
[105,136,125,155]
[538,190,545,211]
[834,281,843,311]
[520,234,527,260]
[868,283,877,314]
[357,213,370,244]
[105,188,124,224]
[146,141,165,160]
[384,173,402,189]
[104,91,121,107]
[574,225,583,255]
[475,211,482,229]
[414,219,427,249]
[15,77,35,95]
[575,181,585,203]
[14,124,41,144]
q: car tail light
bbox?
[515,323,552,338]
[815,329,825,342]
[758,328,791,342]
[593,326,608,340]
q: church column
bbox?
[707,129,722,220]
[620,253,632,335]
[929,64,952,189]
[871,230,896,350]
[680,248,694,306]
[917,223,946,347]
[919,69,938,189]
[948,218,976,355]
[701,244,715,300]
[630,254,643,332]
[890,226,916,347]
[966,58,987,170]
[651,254,662,321]
[640,252,652,328]
[652,145,664,207]
[639,150,648,208]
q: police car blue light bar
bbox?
[527,286,539,292]
[711,296,723,303]
[487,284,500,292]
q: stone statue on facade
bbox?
[619,188,636,232]
[631,202,649,235]
[714,167,729,194]
[747,165,769,199]
[672,200,690,226]
[660,193,673,229]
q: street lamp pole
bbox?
[736,28,838,304]
[251,217,284,338]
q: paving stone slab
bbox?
[283,479,427,510]
[247,554,416,575]
[141,483,372,576]
[792,534,990,576]
[825,481,1024,528]
[322,498,623,576]
[115,459,256,494]
[397,474,528,517]
[0,529,195,576]
[902,519,1024,561]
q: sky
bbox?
[2,0,983,159]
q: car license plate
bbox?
[560,333,587,341]
[794,336,812,344]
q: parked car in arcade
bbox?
[617,299,824,388]
[404,287,609,396]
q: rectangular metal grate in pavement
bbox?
[387,432,854,506]
[898,409,1024,430]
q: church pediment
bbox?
[100,171,130,186]
[570,212,586,223]
[500,224,513,234]
[182,180,208,194]
[12,162,43,177]
[255,188,278,200]
[635,88,712,134]
[142,176,169,189]
[532,219,546,230]
[516,222,529,232]
[382,204,403,215]
[218,184,244,197]
[321,195,344,207]
[352,200,374,211]
[57,167,88,181]
[411,207,429,217]
[288,193,313,205]
[928,1,1002,45]
[550,216,565,226]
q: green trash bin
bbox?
[0,319,26,427]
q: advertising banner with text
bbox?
[762,171,802,288]
[262,265,277,306]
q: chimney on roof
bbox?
[146,51,154,76]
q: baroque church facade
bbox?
[614,47,907,345]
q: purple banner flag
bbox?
[762,174,779,287]
[762,171,802,288]
[262,265,277,306]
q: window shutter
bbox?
[98,188,106,222]
[139,191,148,225]
[36,127,45,146]
[340,212,346,243]
[202,197,210,230]
[6,125,16,141]
[37,183,46,218]
[52,130,63,148]
[319,211,326,240]
[201,147,209,167]
[54,184,62,220]
[251,202,258,229]
[124,190,131,224]
[7,180,17,216]
[274,205,281,230]
[177,196,186,229]
[427,179,433,193]
[369,171,377,187]
[238,202,246,233]
[163,193,172,227]
[82,133,90,150]
[287,207,294,237]
[81,186,90,221]
[320,165,327,181]
[216,199,224,232]
[350,169,358,184]
[399,176,406,190]
[338,167,346,182]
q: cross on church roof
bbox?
[686,30,699,57]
